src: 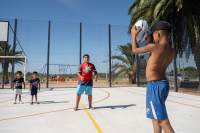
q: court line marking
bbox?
[82,104,103,133]
[128,88,200,102]
[0,104,75,107]
[0,89,110,122]
[0,88,49,103]
[168,95,200,102]
[116,88,200,109]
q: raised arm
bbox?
[131,25,155,54]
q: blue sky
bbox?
[0,0,197,76]
[0,0,133,26]
[0,0,135,75]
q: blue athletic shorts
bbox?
[146,80,170,120]
[76,80,93,95]
[31,88,38,95]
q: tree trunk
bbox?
[178,53,180,73]
[128,70,136,84]
[112,71,114,82]
[194,44,200,90]
[1,61,9,83]
[182,57,185,75]
[4,62,9,83]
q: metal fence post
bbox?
[1,21,9,89]
[2,43,7,89]
[136,54,139,87]
[11,19,17,89]
[109,24,111,87]
[80,23,82,64]
[171,11,178,92]
[47,21,51,88]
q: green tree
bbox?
[128,0,200,89]
[0,42,25,83]
[184,67,198,79]
[26,72,32,77]
[166,67,198,79]
[112,43,137,84]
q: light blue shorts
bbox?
[146,80,170,120]
[76,85,92,95]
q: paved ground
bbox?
[0,87,200,133]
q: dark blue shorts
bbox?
[31,88,38,95]
[146,80,170,120]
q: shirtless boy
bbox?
[131,21,175,133]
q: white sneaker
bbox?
[13,101,17,104]
[19,100,23,104]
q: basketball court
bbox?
[0,87,199,133]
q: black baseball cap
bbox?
[148,21,172,36]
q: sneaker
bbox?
[36,102,39,104]
[19,100,23,104]
[30,102,33,105]
[13,101,17,104]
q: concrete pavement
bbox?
[0,87,200,133]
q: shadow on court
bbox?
[94,104,136,109]
[77,104,137,110]
[25,101,69,104]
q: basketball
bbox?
[134,19,148,43]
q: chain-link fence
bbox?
[0,18,199,95]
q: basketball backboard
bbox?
[0,21,9,42]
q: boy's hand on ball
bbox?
[131,25,141,37]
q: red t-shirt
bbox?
[77,63,97,82]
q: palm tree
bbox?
[111,43,137,84]
[0,42,25,82]
[128,0,200,89]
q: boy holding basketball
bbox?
[131,21,175,133]
[29,71,40,105]
[13,71,25,104]
[74,54,98,111]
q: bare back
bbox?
[146,43,174,81]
